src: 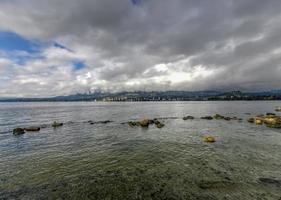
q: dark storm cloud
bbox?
[0,0,281,96]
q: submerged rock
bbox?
[183,116,194,120]
[197,180,233,189]
[203,135,216,143]
[52,121,63,128]
[24,127,40,132]
[259,178,281,186]
[13,128,25,135]
[201,116,213,120]
[247,118,255,123]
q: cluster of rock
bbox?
[199,114,242,121]
[12,121,64,135]
[12,126,41,135]
[128,118,165,128]
[247,113,281,128]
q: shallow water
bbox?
[0,101,281,199]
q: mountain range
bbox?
[1,90,281,102]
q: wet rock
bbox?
[13,128,25,135]
[153,119,161,125]
[128,121,139,127]
[24,127,40,132]
[224,117,231,121]
[263,116,281,124]
[266,113,276,116]
[249,115,281,128]
[128,118,165,128]
[203,135,216,143]
[213,114,224,119]
[156,123,165,128]
[247,118,255,123]
[254,118,263,125]
[52,121,63,128]
[275,107,281,112]
[139,119,150,127]
[183,116,194,120]
[201,116,213,120]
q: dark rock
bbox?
[24,127,40,132]
[153,119,161,124]
[247,118,254,123]
[156,123,165,128]
[13,128,25,135]
[275,107,281,112]
[266,113,276,116]
[183,116,194,120]
[201,116,213,120]
[97,120,113,124]
[259,178,281,186]
[52,121,63,128]
[224,117,231,121]
[128,121,139,127]
[198,180,233,189]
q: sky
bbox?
[0,0,281,97]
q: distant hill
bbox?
[1,90,281,102]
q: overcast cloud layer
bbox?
[0,0,281,97]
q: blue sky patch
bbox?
[0,31,42,53]
[73,60,86,70]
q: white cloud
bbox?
[1,0,281,97]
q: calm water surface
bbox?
[0,101,281,199]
